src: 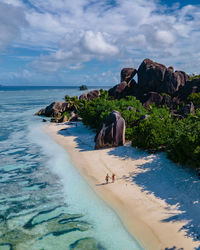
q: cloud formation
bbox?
[1,0,200,84]
[0,2,27,51]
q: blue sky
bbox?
[0,0,200,86]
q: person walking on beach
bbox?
[105,174,110,184]
[112,173,115,183]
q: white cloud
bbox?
[1,0,200,83]
[0,2,27,51]
[82,31,119,55]
[31,31,119,72]
[155,30,176,45]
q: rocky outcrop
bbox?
[108,81,128,99]
[108,79,137,99]
[137,59,189,96]
[79,85,87,90]
[95,111,125,149]
[109,59,189,105]
[177,78,200,101]
[58,115,68,123]
[79,90,100,100]
[142,92,172,108]
[142,92,163,108]
[35,102,69,117]
[121,68,137,83]
[138,59,167,92]
[160,68,189,95]
[181,102,195,115]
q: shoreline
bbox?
[44,122,199,250]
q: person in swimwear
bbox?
[105,174,110,184]
[112,173,115,183]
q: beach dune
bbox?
[44,122,200,250]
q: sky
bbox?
[0,0,200,86]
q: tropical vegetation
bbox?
[64,90,200,167]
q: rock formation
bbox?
[95,111,125,149]
[108,81,128,99]
[142,92,164,108]
[181,102,195,115]
[79,90,100,100]
[121,68,137,83]
[177,78,200,101]
[57,115,68,123]
[108,58,190,110]
[35,102,69,117]
[137,59,189,95]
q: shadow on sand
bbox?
[58,123,200,247]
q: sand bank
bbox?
[44,122,199,250]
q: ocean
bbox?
[0,86,142,250]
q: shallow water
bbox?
[0,86,142,250]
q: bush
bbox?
[78,95,146,135]
[187,92,200,107]
[189,74,200,81]
[131,107,174,151]
[167,112,200,167]
[62,111,70,119]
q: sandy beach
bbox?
[44,122,200,250]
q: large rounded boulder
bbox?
[108,81,128,99]
[138,58,167,92]
[121,68,137,83]
[95,111,125,149]
[35,102,69,117]
[137,59,189,95]
[79,90,100,100]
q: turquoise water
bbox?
[0,87,142,250]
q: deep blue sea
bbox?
[0,86,142,250]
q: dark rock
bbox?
[137,58,189,95]
[138,58,167,92]
[177,78,200,101]
[79,85,88,90]
[79,93,87,100]
[162,94,172,107]
[95,110,125,149]
[42,119,47,122]
[58,115,68,123]
[159,69,189,95]
[36,102,69,118]
[143,92,163,108]
[121,68,137,83]
[79,90,100,100]
[50,118,58,123]
[35,108,45,116]
[108,81,128,99]
[108,79,138,99]
[181,102,195,115]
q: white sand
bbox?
[44,122,200,250]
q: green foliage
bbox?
[132,107,174,151]
[189,73,200,81]
[64,95,84,110]
[187,92,200,107]
[62,111,70,119]
[167,112,200,167]
[78,95,146,134]
[63,89,200,168]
